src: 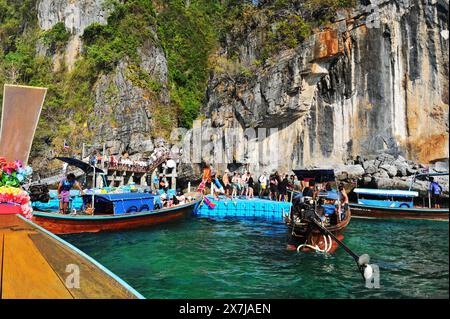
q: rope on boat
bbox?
[297,234,333,253]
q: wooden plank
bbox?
[0,214,35,232]
[2,231,73,299]
[0,214,140,299]
[29,233,137,299]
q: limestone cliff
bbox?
[37,0,111,70]
[5,0,447,179]
[202,0,449,174]
[35,0,175,162]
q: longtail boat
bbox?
[33,192,201,234]
[285,169,351,253]
[0,213,144,299]
[350,172,449,221]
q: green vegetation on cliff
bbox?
[221,0,356,62]
[157,0,224,127]
[82,0,157,71]
[0,0,356,171]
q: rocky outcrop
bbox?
[202,0,449,176]
[92,39,172,158]
[36,0,174,159]
[333,153,449,196]
[38,0,109,34]
[37,0,111,70]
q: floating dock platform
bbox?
[0,214,144,299]
[194,197,292,222]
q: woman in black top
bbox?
[269,174,278,201]
[247,174,254,198]
[278,175,289,201]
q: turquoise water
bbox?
[62,216,449,299]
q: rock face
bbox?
[37,0,174,159]
[37,0,111,70]
[333,153,448,197]
[38,0,109,34]
[32,0,448,187]
[202,0,449,175]
[92,39,171,158]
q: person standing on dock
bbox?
[247,173,255,199]
[231,173,239,199]
[258,172,268,198]
[212,174,225,199]
[241,172,249,197]
[278,175,289,202]
[429,177,443,208]
[58,173,84,214]
[222,170,231,198]
[269,173,278,201]
[202,166,212,195]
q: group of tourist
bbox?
[154,189,190,208]
[200,167,305,202]
[86,151,167,173]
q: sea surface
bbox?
[62,216,449,299]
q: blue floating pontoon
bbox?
[194,196,293,221]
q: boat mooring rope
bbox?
[297,234,333,253]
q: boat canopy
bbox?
[353,188,419,198]
[413,172,449,178]
[55,157,105,174]
[293,169,336,183]
[90,193,155,201]
[82,193,157,215]
[317,190,339,200]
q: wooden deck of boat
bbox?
[0,214,142,299]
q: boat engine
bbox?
[291,197,316,224]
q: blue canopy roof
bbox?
[317,190,339,200]
[414,172,449,178]
[353,188,418,198]
[82,193,157,214]
[83,193,156,202]
[293,169,336,183]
